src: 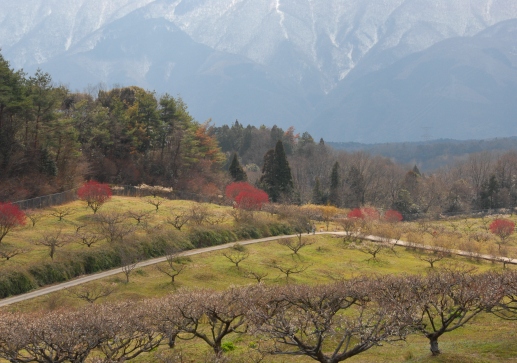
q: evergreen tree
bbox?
[312,177,324,205]
[480,174,500,209]
[329,161,341,206]
[229,152,247,182]
[259,140,294,202]
[346,165,365,208]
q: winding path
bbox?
[1,232,515,307]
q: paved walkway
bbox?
[1,232,515,307]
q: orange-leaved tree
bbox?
[0,202,26,244]
[77,181,112,214]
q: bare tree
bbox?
[94,212,135,244]
[244,269,269,283]
[166,211,190,231]
[356,241,387,262]
[75,230,102,248]
[95,301,164,362]
[34,229,70,260]
[247,280,412,363]
[205,213,228,226]
[409,269,505,355]
[25,209,43,227]
[278,237,314,255]
[120,251,139,283]
[146,198,164,212]
[65,282,117,303]
[0,312,33,362]
[269,261,311,281]
[0,246,26,261]
[491,270,517,320]
[156,251,189,283]
[126,210,152,224]
[188,204,210,226]
[418,250,447,268]
[49,206,74,221]
[158,287,255,356]
[222,244,249,268]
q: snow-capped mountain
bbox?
[1,0,517,142]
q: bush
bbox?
[79,248,121,274]
[267,222,293,236]
[139,230,192,258]
[188,226,238,248]
[234,225,262,240]
[221,341,236,352]
[28,263,69,286]
[0,270,35,298]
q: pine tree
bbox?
[260,149,277,201]
[274,140,294,196]
[312,177,324,205]
[229,152,247,182]
[259,140,294,202]
[346,165,365,208]
[328,161,341,206]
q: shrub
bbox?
[188,226,238,248]
[0,270,35,298]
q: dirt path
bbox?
[1,232,515,307]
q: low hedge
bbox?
[0,221,294,299]
[188,226,238,248]
[0,270,36,298]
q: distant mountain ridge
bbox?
[328,136,517,171]
[1,0,516,142]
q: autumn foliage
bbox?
[225,182,269,210]
[77,181,112,213]
[347,207,380,220]
[384,209,403,222]
[489,219,515,240]
[0,202,26,244]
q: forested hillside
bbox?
[3,52,517,218]
[0,53,224,201]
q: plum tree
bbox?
[0,202,26,244]
[77,180,112,214]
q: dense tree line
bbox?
[3,50,517,218]
[212,121,517,218]
[0,53,225,201]
[1,270,516,362]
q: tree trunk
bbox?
[429,337,440,356]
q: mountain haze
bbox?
[1,0,516,142]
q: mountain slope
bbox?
[1,0,516,141]
[316,19,517,142]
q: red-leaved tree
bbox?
[347,208,364,219]
[225,182,269,210]
[347,207,380,220]
[362,207,380,220]
[225,182,255,200]
[77,181,112,214]
[384,210,403,223]
[0,202,26,244]
[490,218,515,252]
[235,189,269,210]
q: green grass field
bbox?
[2,197,517,362]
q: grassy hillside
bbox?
[2,197,517,362]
